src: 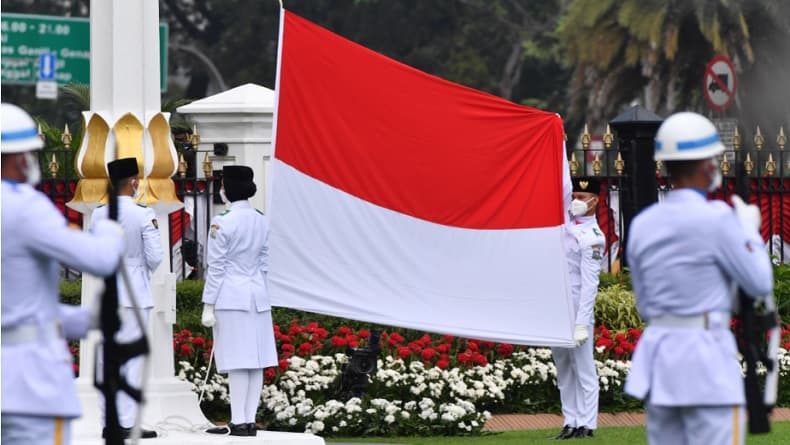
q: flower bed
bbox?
[171,321,790,437]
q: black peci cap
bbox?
[107,157,139,182]
[572,177,601,194]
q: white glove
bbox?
[573,324,589,346]
[201,304,216,327]
[732,195,761,232]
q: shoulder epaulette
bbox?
[96,204,106,208]
[136,203,148,208]
[219,210,231,216]
[255,209,264,215]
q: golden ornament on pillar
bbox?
[70,114,110,208]
[202,152,213,179]
[733,126,741,151]
[615,152,624,176]
[569,152,579,177]
[592,153,602,176]
[61,124,72,149]
[777,127,786,151]
[765,153,776,177]
[48,153,60,178]
[720,156,730,176]
[139,113,179,208]
[581,124,591,150]
[744,153,754,175]
[177,152,188,178]
[754,126,764,150]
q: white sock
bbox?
[245,369,264,424]
[228,370,249,425]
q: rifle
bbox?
[94,163,150,444]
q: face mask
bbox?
[569,198,594,217]
[219,188,229,205]
[21,151,41,185]
[707,160,722,192]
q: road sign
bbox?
[37,51,56,80]
[1,13,168,91]
[36,80,58,99]
[703,55,737,112]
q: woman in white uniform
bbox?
[202,166,278,437]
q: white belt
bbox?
[648,312,731,330]
[2,321,63,346]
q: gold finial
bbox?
[615,151,625,176]
[745,153,754,175]
[61,124,72,148]
[720,156,730,175]
[592,152,602,175]
[202,151,213,179]
[48,153,59,178]
[778,127,786,150]
[602,125,613,149]
[656,160,663,177]
[177,152,188,178]
[765,153,776,176]
[191,125,200,150]
[754,126,764,150]
[569,152,579,176]
[581,124,591,150]
[733,126,741,151]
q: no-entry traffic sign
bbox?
[703,55,737,112]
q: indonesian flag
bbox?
[269,10,574,346]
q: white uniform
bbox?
[202,200,278,372]
[625,189,774,445]
[551,215,604,430]
[91,196,163,428]
[1,180,123,444]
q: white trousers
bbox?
[647,404,745,445]
[97,307,151,428]
[1,414,71,445]
[551,324,599,429]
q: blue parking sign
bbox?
[38,52,57,81]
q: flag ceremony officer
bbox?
[202,165,278,437]
[551,176,605,439]
[1,103,125,445]
[624,112,774,445]
[91,157,163,439]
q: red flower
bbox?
[298,342,313,356]
[497,343,514,357]
[408,341,423,353]
[348,340,359,348]
[179,344,193,357]
[441,335,454,344]
[600,327,611,338]
[387,332,405,346]
[192,336,206,348]
[473,353,488,367]
[466,341,479,352]
[331,336,348,348]
[419,334,432,346]
[397,346,411,359]
[628,328,642,338]
[338,326,352,335]
[264,368,276,383]
[288,325,303,336]
[615,333,627,343]
[281,343,295,353]
[596,338,613,349]
[436,359,450,369]
[278,358,289,372]
[279,335,292,344]
[614,346,624,355]
[421,348,437,361]
[358,329,371,339]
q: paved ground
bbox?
[483,408,790,432]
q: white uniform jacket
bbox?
[625,189,774,406]
[202,200,270,311]
[1,180,123,418]
[91,196,163,308]
[567,216,605,326]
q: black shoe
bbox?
[205,422,248,436]
[247,423,257,436]
[571,426,594,438]
[102,427,157,439]
[553,425,575,440]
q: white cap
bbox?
[1,103,44,154]
[654,111,726,161]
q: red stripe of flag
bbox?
[275,11,565,230]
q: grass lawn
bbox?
[326,421,790,444]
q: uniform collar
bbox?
[118,195,135,203]
[667,188,708,201]
[230,200,251,210]
[573,215,596,225]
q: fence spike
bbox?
[581,124,591,150]
[48,153,60,178]
[603,125,613,149]
[744,153,754,175]
[733,126,741,151]
[592,152,602,176]
[615,152,625,176]
[754,126,764,150]
[61,124,72,148]
[765,153,776,177]
[777,127,786,151]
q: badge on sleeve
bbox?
[151,219,159,229]
[591,245,603,260]
[210,224,220,239]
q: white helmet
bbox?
[1,103,44,154]
[654,112,725,161]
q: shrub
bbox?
[594,284,643,330]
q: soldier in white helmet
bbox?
[1,103,125,444]
[624,112,774,444]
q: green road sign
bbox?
[1,13,168,92]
